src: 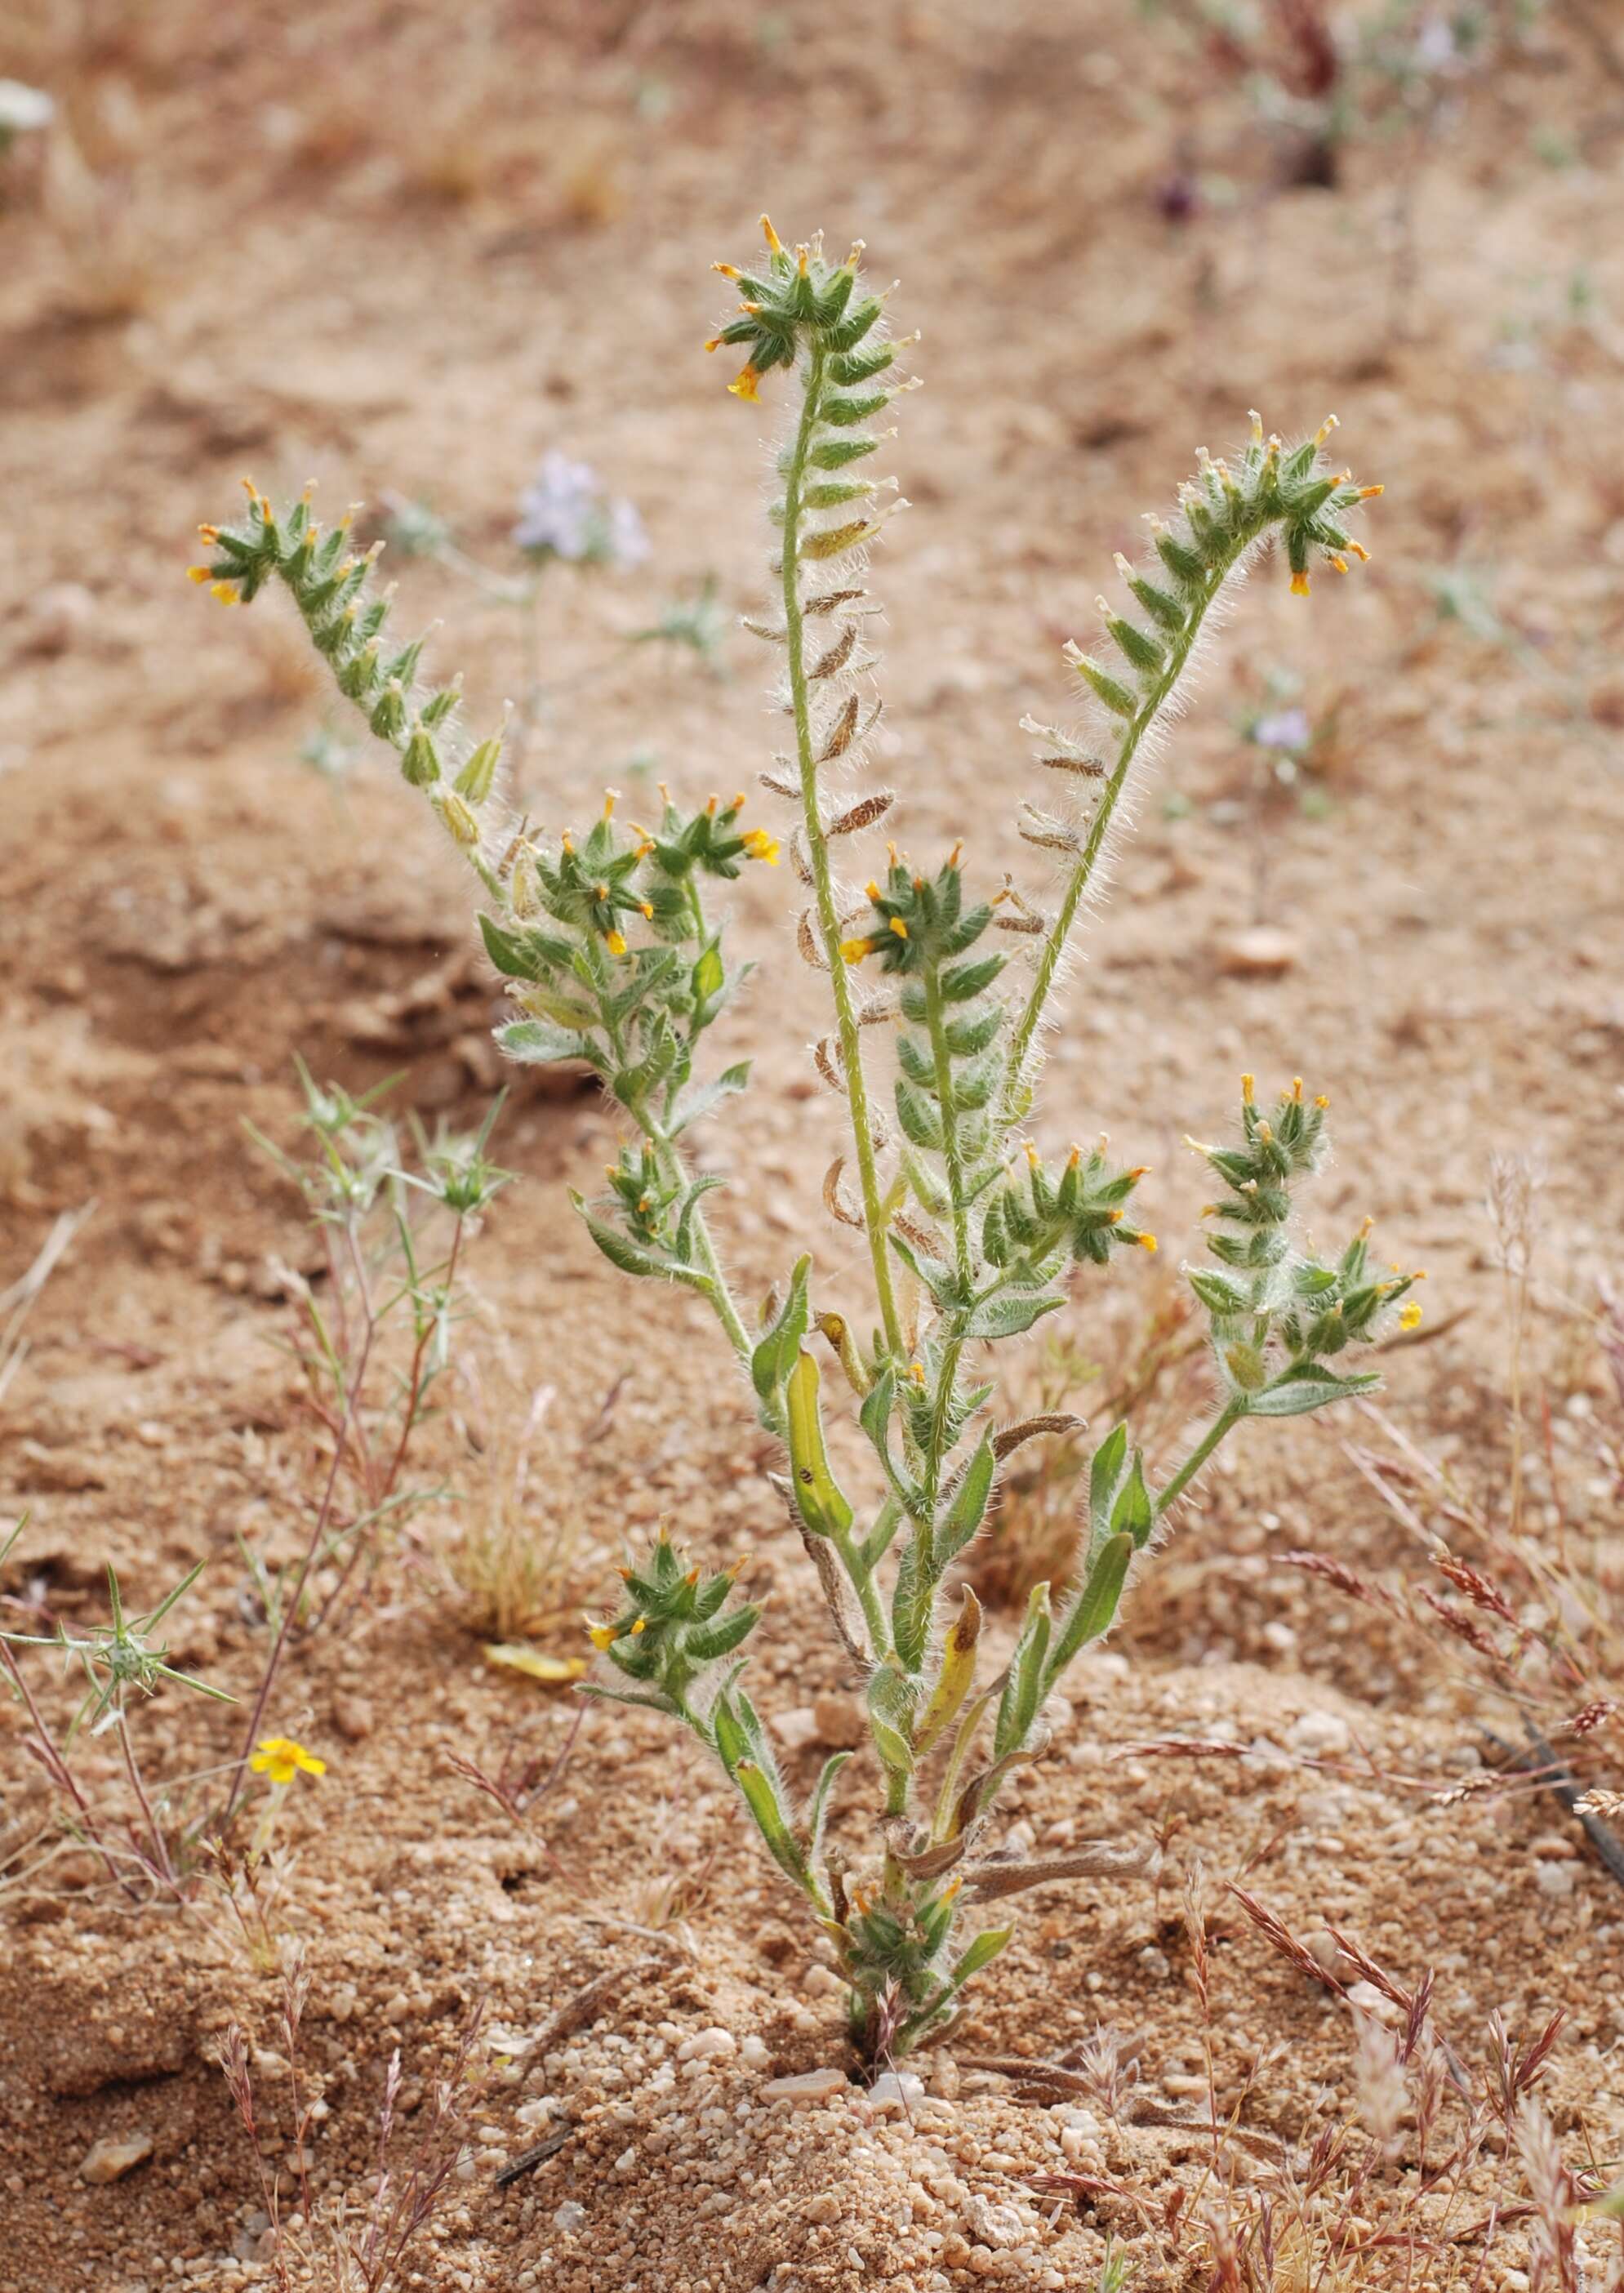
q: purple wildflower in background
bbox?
[1252,706,1311,751]
[513,452,650,570]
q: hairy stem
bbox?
[1154,1401,1243,1518]
[1001,527,1257,1127]
[781,345,903,1360]
[923,968,973,1289]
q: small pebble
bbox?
[762,2066,846,2104]
[80,2133,154,2184]
[677,2026,736,2064]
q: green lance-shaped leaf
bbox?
[1109,1447,1153,1549]
[948,1924,1013,1990]
[569,1191,683,1283]
[1043,1529,1133,1694]
[914,1587,982,1756]
[752,1254,812,1402]
[734,1760,809,1888]
[785,1350,854,1539]
[1088,1423,1128,1544]
[961,1289,1063,1343]
[1247,1365,1381,1418]
[936,1431,997,1569]
[803,1750,850,1863]
[499,1018,603,1070]
[890,1534,934,1674]
[994,1579,1053,1760]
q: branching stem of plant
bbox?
[782,345,904,1360]
[1001,528,1253,1128]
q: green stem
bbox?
[923,968,972,1289]
[858,1493,905,1574]
[781,345,904,1361]
[1154,1402,1243,1517]
[1000,528,1258,1129]
[834,1527,890,1660]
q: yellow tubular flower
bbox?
[606,930,628,957]
[840,936,874,964]
[741,827,781,864]
[729,365,763,403]
[1290,572,1311,598]
[250,1736,327,1786]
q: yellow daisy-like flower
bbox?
[740,827,780,865]
[250,1736,327,1787]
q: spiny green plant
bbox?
[194,215,1420,2061]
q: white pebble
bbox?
[1286,1708,1351,1756]
[869,2069,924,2113]
[677,2026,737,2064]
[762,2066,847,2104]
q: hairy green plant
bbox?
[194,216,1419,2060]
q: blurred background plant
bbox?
[218,1946,487,2293]
[1140,0,1551,333]
[347,451,727,792]
[443,1339,583,1646]
[223,1066,509,1823]
[1021,1870,1622,2286]
[1287,1154,1624,1832]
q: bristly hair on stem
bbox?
[193,213,1413,2064]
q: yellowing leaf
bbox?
[482,1643,587,1687]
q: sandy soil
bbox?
[2,3,1623,2288]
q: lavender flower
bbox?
[513,452,649,570]
[1252,706,1311,751]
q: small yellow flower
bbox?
[211,581,239,607]
[250,1737,327,1787]
[728,364,763,403]
[606,929,628,957]
[1289,572,1311,598]
[740,827,781,865]
[888,916,909,941]
[587,1621,616,1651]
[186,564,211,585]
[840,935,874,964]
[1399,1302,1423,1331]
[1137,1232,1159,1253]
